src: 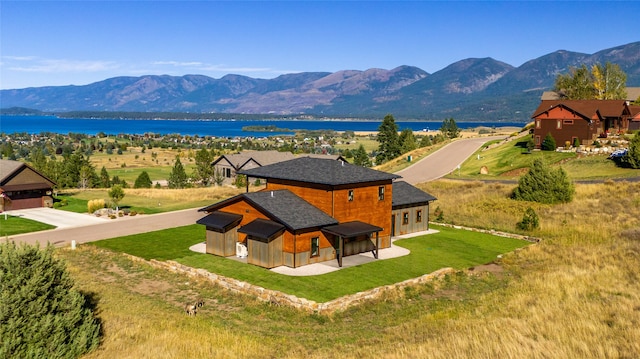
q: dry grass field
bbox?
[55,178,640,358]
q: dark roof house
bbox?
[198,157,436,269]
[0,159,56,211]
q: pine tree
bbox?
[399,128,417,153]
[375,114,400,164]
[100,166,111,188]
[621,133,640,169]
[168,155,188,189]
[193,148,214,186]
[511,159,574,204]
[353,144,372,167]
[134,171,153,188]
[440,118,460,139]
[0,242,101,358]
[541,133,557,151]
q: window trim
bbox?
[378,186,385,201]
[310,237,320,257]
[402,212,409,225]
[416,210,422,223]
[348,189,354,202]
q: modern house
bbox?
[198,157,436,269]
[531,100,631,149]
[0,160,56,211]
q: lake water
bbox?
[0,115,525,137]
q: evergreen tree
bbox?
[419,135,432,148]
[100,166,111,188]
[439,118,460,139]
[399,128,417,153]
[193,148,214,186]
[375,114,400,164]
[541,133,557,151]
[621,133,640,169]
[353,144,372,167]
[134,171,153,188]
[0,241,101,358]
[168,156,188,189]
[511,159,574,204]
[516,207,540,231]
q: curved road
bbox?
[9,136,503,247]
[396,135,505,184]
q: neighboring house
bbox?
[211,151,348,185]
[0,159,56,211]
[630,106,640,131]
[211,150,295,185]
[198,157,436,269]
[531,100,631,149]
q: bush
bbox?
[516,207,540,231]
[511,158,575,204]
[0,241,101,358]
[541,133,556,151]
[87,198,105,214]
[620,132,640,168]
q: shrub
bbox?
[434,206,444,222]
[134,171,153,189]
[511,158,575,204]
[87,198,105,213]
[0,241,101,358]
[516,207,540,231]
[620,132,640,168]
[541,133,556,151]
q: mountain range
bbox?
[2,41,639,122]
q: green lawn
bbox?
[0,215,56,236]
[90,224,530,302]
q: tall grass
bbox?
[55,179,640,358]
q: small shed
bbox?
[196,211,242,256]
[238,218,285,268]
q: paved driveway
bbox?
[396,136,506,184]
[4,207,108,228]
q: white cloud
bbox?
[3,56,119,73]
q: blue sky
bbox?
[1,1,638,90]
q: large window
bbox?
[311,237,319,257]
[225,168,231,178]
[378,186,385,201]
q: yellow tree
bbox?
[592,62,627,100]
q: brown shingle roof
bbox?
[212,150,295,170]
[531,100,628,119]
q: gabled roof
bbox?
[211,150,294,170]
[238,157,400,186]
[0,159,56,188]
[200,189,338,231]
[532,100,628,120]
[392,181,437,208]
[629,105,640,120]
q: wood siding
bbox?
[266,179,393,247]
[533,107,600,149]
[205,226,239,257]
[247,235,283,268]
[392,204,429,236]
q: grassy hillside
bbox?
[55,179,640,358]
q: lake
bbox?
[0,115,526,137]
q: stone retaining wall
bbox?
[125,253,455,315]
[432,222,541,243]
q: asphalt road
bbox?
[396,135,506,184]
[8,136,504,247]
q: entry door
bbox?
[391,214,396,237]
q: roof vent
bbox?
[270,191,274,197]
[341,160,344,166]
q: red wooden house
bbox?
[0,160,56,211]
[198,157,436,269]
[531,100,631,149]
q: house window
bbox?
[378,186,385,201]
[556,120,562,129]
[311,237,319,257]
[416,210,422,223]
[348,189,354,202]
[225,168,231,178]
[563,119,574,125]
[536,120,541,129]
[535,136,541,145]
[402,212,409,225]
